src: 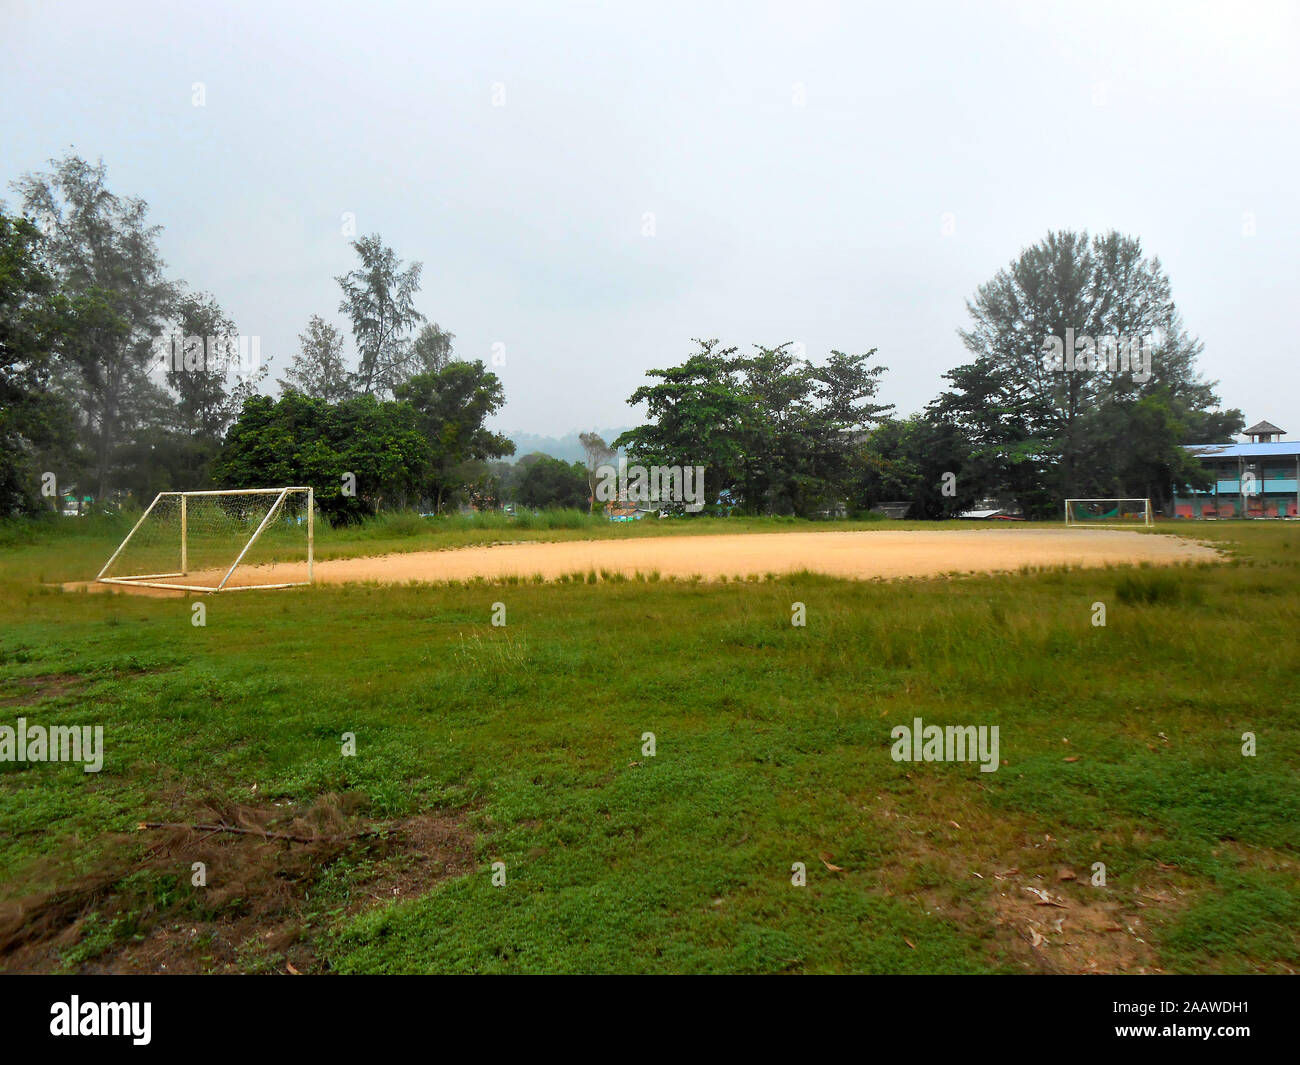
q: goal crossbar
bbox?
[96,487,314,592]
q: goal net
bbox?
[1064,498,1153,527]
[97,488,315,592]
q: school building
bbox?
[1174,420,1300,519]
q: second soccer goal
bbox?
[97,487,315,592]
[1063,498,1153,527]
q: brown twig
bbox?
[137,821,384,845]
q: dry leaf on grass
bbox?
[1024,885,1068,908]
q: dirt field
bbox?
[80,527,1219,593]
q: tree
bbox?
[393,360,514,512]
[457,458,505,511]
[928,356,1054,517]
[15,153,178,499]
[410,323,455,376]
[807,348,895,503]
[0,209,77,515]
[516,454,589,509]
[167,292,259,440]
[578,431,616,513]
[120,292,269,498]
[854,415,976,519]
[213,393,430,523]
[335,234,425,396]
[729,344,893,515]
[1078,389,1236,513]
[616,338,892,516]
[952,229,1236,514]
[615,339,752,507]
[730,344,815,514]
[278,315,352,402]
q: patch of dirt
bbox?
[66,528,1222,592]
[0,793,476,974]
[986,869,1162,974]
[0,673,87,707]
[861,784,1176,974]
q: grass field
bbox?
[1,515,1297,973]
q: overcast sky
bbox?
[2,0,1296,438]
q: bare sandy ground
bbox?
[75,528,1219,594]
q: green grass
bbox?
[0,518,1297,973]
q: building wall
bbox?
[1174,452,1300,518]
[1174,496,1298,518]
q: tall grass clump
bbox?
[1115,568,1201,606]
[344,507,606,540]
[505,508,603,531]
[351,511,433,539]
[0,508,139,549]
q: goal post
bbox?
[1064,497,1153,528]
[97,487,315,592]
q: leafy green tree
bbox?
[1078,389,1237,512]
[213,393,430,522]
[807,348,895,502]
[486,458,525,503]
[854,415,976,518]
[335,234,425,396]
[615,339,752,507]
[616,338,892,516]
[456,458,505,510]
[729,344,814,514]
[410,323,455,376]
[0,209,77,515]
[730,344,893,515]
[928,356,1054,516]
[1177,406,1244,446]
[394,360,513,512]
[951,229,1238,514]
[111,427,214,505]
[516,454,589,509]
[278,315,353,402]
[166,291,266,441]
[16,154,179,500]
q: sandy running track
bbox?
[77,528,1219,593]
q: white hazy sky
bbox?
[2,0,1296,437]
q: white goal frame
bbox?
[96,487,314,592]
[1064,497,1153,528]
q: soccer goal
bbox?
[1064,498,1153,528]
[97,487,314,592]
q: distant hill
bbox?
[501,427,634,464]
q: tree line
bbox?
[1,153,511,522]
[613,232,1241,519]
[2,152,1240,523]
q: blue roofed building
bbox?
[1175,420,1300,518]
